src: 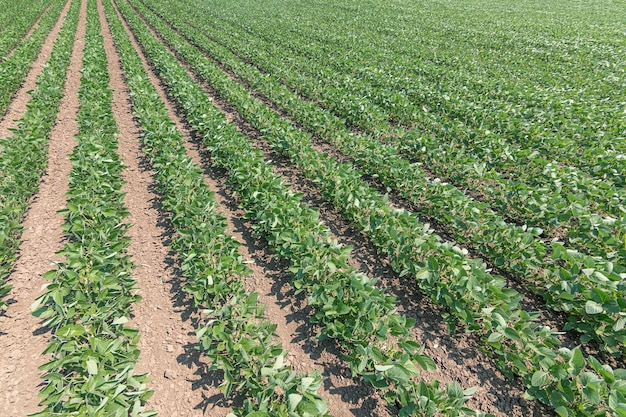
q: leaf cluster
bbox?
[0,0,66,114]
[0,0,52,57]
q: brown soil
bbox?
[97,1,228,415]
[0,0,86,414]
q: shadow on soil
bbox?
[249,141,555,417]
[140,150,244,413]
[189,131,391,417]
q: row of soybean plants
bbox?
[140,0,626,355]
[0,0,79,311]
[209,0,625,251]
[29,0,154,414]
[166,0,622,162]
[150,0,626,266]
[112,0,484,415]
[138,0,625,262]
[0,0,66,115]
[103,0,331,415]
[123,1,626,416]
[0,0,51,56]
[187,0,625,187]
[196,0,621,128]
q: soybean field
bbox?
[0,0,624,416]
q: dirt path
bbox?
[110,1,382,415]
[97,1,230,415]
[0,0,72,138]
[0,0,86,414]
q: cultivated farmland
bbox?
[0,0,624,416]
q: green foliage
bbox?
[103,1,331,415]
[0,0,75,312]
[30,1,153,414]
[11,0,617,414]
[139,0,626,355]
[125,0,626,415]
[0,0,66,114]
[114,1,490,414]
[0,0,51,57]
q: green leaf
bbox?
[42,270,58,280]
[288,393,303,412]
[57,324,85,338]
[504,327,521,343]
[585,300,603,314]
[414,354,436,371]
[298,399,327,417]
[569,347,585,375]
[614,316,626,332]
[582,386,601,405]
[86,358,98,376]
[301,376,317,392]
[273,353,284,370]
[487,332,503,343]
[555,406,569,417]
[427,256,439,271]
[385,364,412,383]
[531,370,549,387]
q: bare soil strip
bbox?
[96,1,228,415]
[214,98,548,417]
[112,1,383,415]
[0,0,86,414]
[0,0,72,138]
